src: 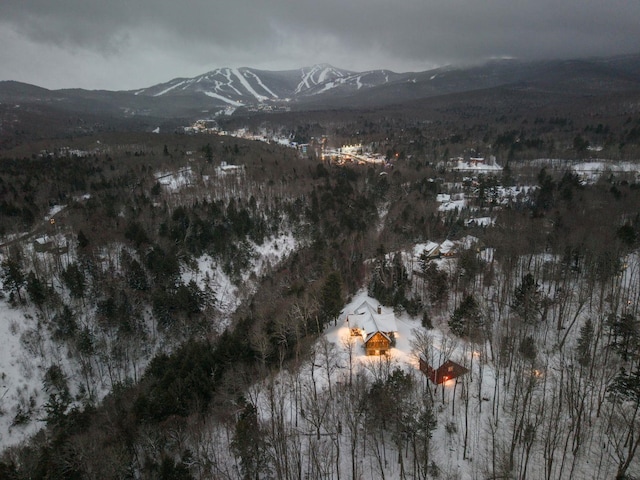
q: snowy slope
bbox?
[0,218,299,451]
[133,64,402,107]
[0,297,48,449]
[227,249,640,480]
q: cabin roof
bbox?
[347,300,397,334]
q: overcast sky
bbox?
[2,0,639,91]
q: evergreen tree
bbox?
[125,258,149,291]
[458,247,482,278]
[61,263,85,300]
[608,313,639,362]
[320,271,344,328]
[42,365,71,428]
[124,221,150,248]
[368,252,410,308]
[52,305,78,341]
[576,318,594,367]
[232,400,269,480]
[519,335,537,362]
[607,366,640,478]
[77,229,89,249]
[26,271,48,308]
[158,457,193,480]
[202,143,213,163]
[422,262,449,308]
[512,273,543,324]
[535,167,556,213]
[449,294,484,339]
[1,257,25,303]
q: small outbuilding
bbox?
[419,356,469,384]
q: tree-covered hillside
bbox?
[1,118,640,478]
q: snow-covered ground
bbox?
[0,240,97,450]
[465,216,495,227]
[0,224,299,451]
[572,160,640,183]
[155,167,198,191]
[438,197,466,212]
[229,245,640,480]
[452,157,503,172]
[240,289,497,479]
[181,232,299,327]
[0,298,48,449]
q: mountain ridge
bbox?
[1,54,640,120]
[130,64,405,105]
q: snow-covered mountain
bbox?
[2,54,640,121]
[133,64,404,107]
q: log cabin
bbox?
[347,300,397,355]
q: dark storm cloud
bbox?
[1,1,271,53]
[1,0,639,89]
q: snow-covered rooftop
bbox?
[347,300,397,334]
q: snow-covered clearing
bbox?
[525,158,640,183]
[45,204,66,220]
[239,289,499,479]
[226,247,640,479]
[156,167,196,191]
[452,158,503,172]
[572,160,640,183]
[244,70,279,98]
[438,198,466,212]
[465,216,495,227]
[155,164,246,196]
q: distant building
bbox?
[452,155,502,173]
[341,144,363,155]
[419,239,458,260]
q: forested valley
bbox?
[1,105,640,479]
